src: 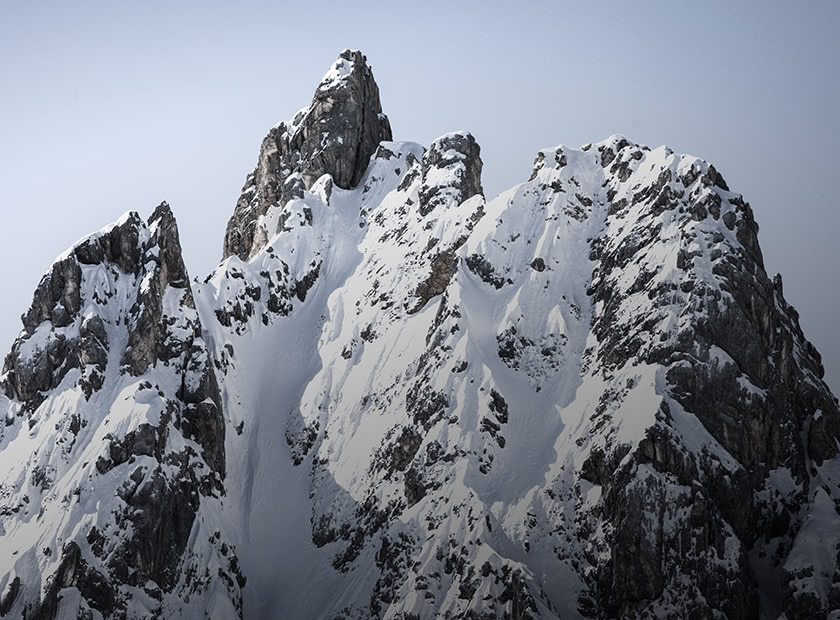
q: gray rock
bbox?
[419,131,484,217]
[584,148,840,618]
[411,250,459,313]
[223,49,392,260]
[121,202,193,376]
[407,132,485,313]
[31,541,114,619]
[5,53,840,620]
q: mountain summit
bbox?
[223,49,392,261]
[2,51,839,620]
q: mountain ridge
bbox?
[1,50,839,620]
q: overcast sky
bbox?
[1,1,838,392]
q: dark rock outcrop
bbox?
[121,203,192,376]
[410,131,485,312]
[223,49,392,260]
[418,131,484,217]
[1,213,146,408]
[582,145,840,619]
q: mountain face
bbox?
[2,50,839,620]
[0,206,241,618]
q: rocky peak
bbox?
[419,131,484,217]
[222,49,392,260]
[1,211,147,406]
[0,204,238,618]
[1,202,203,407]
[147,201,190,290]
[4,50,840,620]
[120,202,194,376]
[306,49,393,189]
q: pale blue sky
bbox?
[1,1,838,392]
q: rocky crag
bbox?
[0,205,242,618]
[1,49,839,620]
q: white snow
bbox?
[3,121,839,619]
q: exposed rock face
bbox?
[0,205,240,619]
[222,49,392,261]
[419,131,484,217]
[120,204,191,375]
[412,131,485,311]
[3,50,840,620]
[3,213,141,408]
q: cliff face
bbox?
[1,50,839,620]
[0,205,241,619]
[222,49,392,262]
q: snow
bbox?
[190,131,840,617]
[54,210,142,263]
[193,142,426,618]
[3,113,839,618]
[191,135,640,615]
[0,208,241,618]
[318,56,355,91]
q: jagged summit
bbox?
[222,49,392,261]
[2,203,190,405]
[315,48,367,94]
[2,51,840,620]
[0,204,238,618]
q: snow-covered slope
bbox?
[2,49,839,620]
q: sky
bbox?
[0,1,838,393]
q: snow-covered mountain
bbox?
[2,49,839,619]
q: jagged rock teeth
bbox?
[306,49,393,190]
[210,129,838,619]
[222,49,392,261]
[120,202,192,376]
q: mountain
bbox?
[2,49,839,620]
[0,206,242,618]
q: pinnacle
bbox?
[222,50,393,260]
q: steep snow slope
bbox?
[2,49,840,620]
[195,142,423,617]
